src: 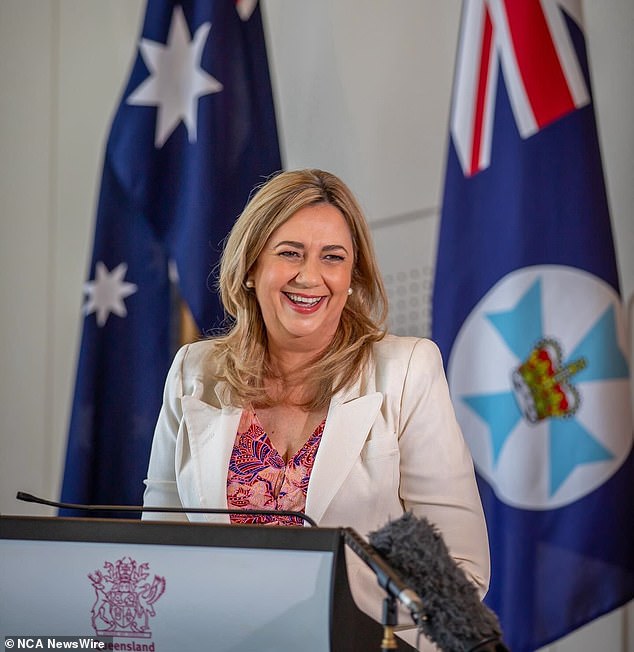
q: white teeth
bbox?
[285,293,322,306]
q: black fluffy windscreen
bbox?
[368,512,509,652]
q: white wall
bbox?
[0,1,632,649]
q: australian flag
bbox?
[60,0,281,515]
[432,1,634,649]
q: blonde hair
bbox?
[214,169,387,409]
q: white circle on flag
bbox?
[448,265,633,509]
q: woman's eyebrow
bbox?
[273,240,304,249]
[322,244,350,254]
[272,241,350,255]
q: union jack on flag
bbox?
[452,0,589,176]
[433,1,634,650]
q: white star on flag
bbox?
[126,5,223,147]
[236,0,258,21]
[83,262,138,327]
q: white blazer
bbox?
[143,334,490,646]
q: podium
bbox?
[0,515,417,651]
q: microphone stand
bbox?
[381,595,398,651]
[343,528,423,651]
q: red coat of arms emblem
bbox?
[88,557,166,638]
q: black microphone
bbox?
[368,512,509,652]
[343,527,425,621]
[15,491,318,526]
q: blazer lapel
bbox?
[180,388,241,523]
[179,375,383,527]
[305,382,383,525]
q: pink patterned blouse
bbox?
[226,409,325,526]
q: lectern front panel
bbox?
[0,517,340,652]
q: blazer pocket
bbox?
[361,434,399,461]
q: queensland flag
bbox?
[60,0,281,514]
[432,1,634,649]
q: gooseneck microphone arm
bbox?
[343,526,425,623]
[15,491,318,527]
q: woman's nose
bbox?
[295,256,320,286]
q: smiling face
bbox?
[249,203,355,356]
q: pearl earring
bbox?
[245,279,255,289]
[347,287,353,296]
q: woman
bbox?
[143,169,489,646]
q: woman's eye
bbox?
[324,254,345,261]
[279,250,300,258]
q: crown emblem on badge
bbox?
[512,338,587,423]
[89,557,166,638]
